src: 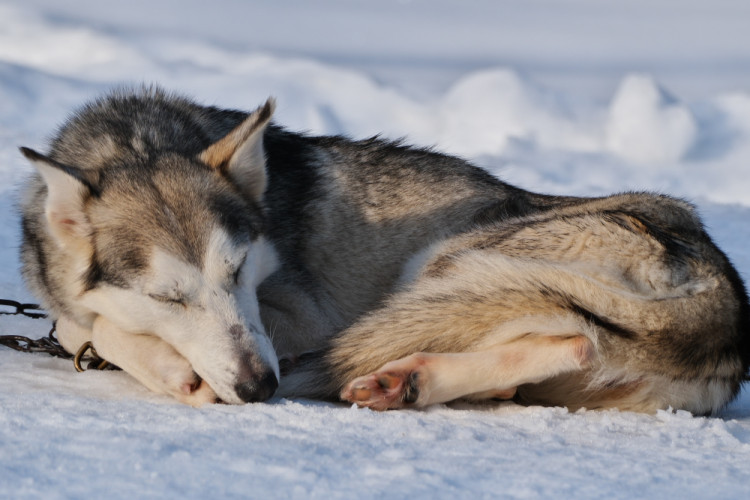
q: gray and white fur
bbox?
[19,87,750,414]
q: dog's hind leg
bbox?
[91,316,218,406]
[341,334,593,410]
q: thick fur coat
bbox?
[20,88,750,413]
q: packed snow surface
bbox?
[1,1,750,497]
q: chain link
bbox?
[0,298,117,370]
[0,298,73,358]
[0,325,73,359]
[0,299,47,319]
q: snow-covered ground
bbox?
[1,1,750,497]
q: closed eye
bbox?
[231,253,248,285]
[148,293,187,307]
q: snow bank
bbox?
[606,74,698,164]
[3,1,750,205]
[437,69,599,157]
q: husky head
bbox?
[21,98,282,404]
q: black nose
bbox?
[234,370,278,403]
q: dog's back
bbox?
[257,132,546,353]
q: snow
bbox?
[1,0,750,497]
[3,347,750,499]
[605,74,698,164]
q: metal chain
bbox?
[0,298,115,369]
[0,298,71,358]
[0,324,73,359]
[0,299,47,319]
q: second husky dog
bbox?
[20,88,749,413]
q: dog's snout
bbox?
[234,370,278,403]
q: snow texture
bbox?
[1,1,750,497]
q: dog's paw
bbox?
[156,355,218,407]
[341,369,421,410]
[174,374,219,407]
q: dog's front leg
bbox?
[341,335,593,410]
[91,316,218,406]
[56,315,93,355]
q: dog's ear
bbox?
[20,147,97,250]
[199,98,275,203]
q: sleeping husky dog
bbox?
[20,87,749,413]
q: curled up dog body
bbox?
[19,87,750,414]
